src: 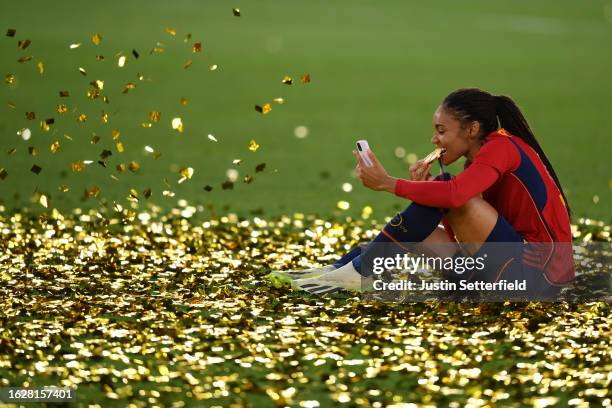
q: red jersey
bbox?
[394,128,574,284]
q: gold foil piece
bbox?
[172,117,184,133]
[249,139,260,152]
[91,33,102,45]
[149,111,161,122]
[300,73,311,83]
[128,161,140,172]
[57,104,68,113]
[232,8,241,16]
[192,42,202,53]
[50,141,60,153]
[31,164,42,174]
[77,113,88,123]
[37,61,44,74]
[71,161,86,172]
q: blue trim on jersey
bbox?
[507,138,547,212]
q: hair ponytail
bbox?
[495,95,571,216]
[442,88,571,216]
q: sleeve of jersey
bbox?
[394,139,520,208]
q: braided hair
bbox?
[441,88,571,216]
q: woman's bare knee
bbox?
[445,197,498,251]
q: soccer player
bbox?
[270,88,574,298]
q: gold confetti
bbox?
[7,148,16,155]
[18,39,31,49]
[122,82,136,93]
[69,43,81,49]
[58,185,69,192]
[152,46,164,54]
[64,133,73,140]
[249,139,260,152]
[100,149,112,160]
[37,61,44,74]
[593,195,600,204]
[232,159,241,164]
[132,49,139,59]
[57,104,67,114]
[77,113,88,123]
[210,64,218,71]
[59,90,70,97]
[50,141,60,153]
[337,200,350,210]
[143,188,152,199]
[30,164,42,174]
[28,146,38,156]
[282,76,293,85]
[87,88,100,100]
[38,193,49,208]
[255,163,266,172]
[165,27,177,36]
[17,128,31,140]
[17,56,32,63]
[192,42,202,53]
[96,55,105,61]
[0,168,7,180]
[91,33,102,45]
[184,33,192,42]
[128,161,140,172]
[90,79,104,90]
[180,97,188,106]
[300,73,311,83]
[142,123,152,128]
[273,97,285,104]
[118,55,126,67]
[172,117,184,133]
[112,129,121,140]
[5,74,15,84]
[25,111,35,120]
[149,111,161,122]
[71,161,86,172]
[221,180,234,190]
[116,142,124,153]
[208,134,218,142]
[183,59,193,69]
[232,8,241,16]
[116,163,126,173]
[361,205,373,219]
[255,103,272,114]
[6,29,16,37]
[91,134,100,144]
[78,67,87,76]
[178,167,194,183]
[342,182,353,192]
[7,101,16,108]
[203,185,213,192]
[101,111,108,123]
[244,175,253,184]
[162,190,175,197]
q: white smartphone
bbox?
[356,140,374,167]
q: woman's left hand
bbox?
[353,149,397,193]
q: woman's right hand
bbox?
[409,160,434,181]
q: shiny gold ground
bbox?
[0,205,610,407]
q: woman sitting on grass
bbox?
[270,88,574,298]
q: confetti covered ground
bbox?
[0,206,610,407]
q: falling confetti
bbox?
[6,29,16,37]
[294,125,309,139]
[243,175,253,184]
[78,67,87,76]
[116,142,124,153]
[165,27,177,36]
[118,55,126,67]
[226,168,239,182]
[192,42,202,53]
[59,90,70,97]
[172,117,184,133]
[25,111,35,120]
[249,139,260,152]
[18,127,32,140]
[50,141,60,153]
[255,163,266,172]
[180,97,189,106]
[132,49,139,59]
[203,185,213,192]
[342,182,353,192]
[69,42,81,49]
[17,39,31,49]
[37,61,44,74]
[183,59,193,69]
[232,8,241,16]
[91,33,102,45]
[0,168,8,180]
[149,111,161,122]
[5,74,16,84]
[208,134,218,142]
[300,73,311,83]
[17,56,32,63]
[128,161,140,172]
[178,167,194,183]
[209,64,218,71]
[337,200,350,210]
[255,103,272,114]
[38,193,49,207]
[273,97,285,104]
[282,76,293,85]
[77,113,88,123]
[71,161,86,172]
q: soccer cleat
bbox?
[268,265,336,288]
[291,276,347,295]
[291,262,368,294]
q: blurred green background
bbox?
[1,0,611,220]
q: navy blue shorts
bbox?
[447,215,561,300]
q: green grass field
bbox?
[1,0,611,220]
